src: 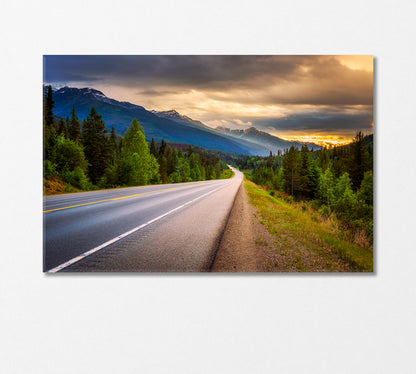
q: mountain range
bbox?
[215,126,321,152]
[51,86,320,156]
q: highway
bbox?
[43,167,242,272]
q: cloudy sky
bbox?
[44,55,373,145]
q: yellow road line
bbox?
[43,184,201,213]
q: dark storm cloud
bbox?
[44,55,372,106]
[208,82,372,106]
[44,55,304,86]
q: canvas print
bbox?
[43,55,373,273]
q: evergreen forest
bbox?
[43,86,231,194]
[235,134,374,241]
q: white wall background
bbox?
[1,1,415,373]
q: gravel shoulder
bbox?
[211,182,286,272]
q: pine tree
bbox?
[64,116,70,138]
[349,131,367,191]
[159,139,167,157]
[149,155,160,184]
[318,168,336,207]
[201,165,206,180]
[189,152,199,169]
[149,138,157,157]
[307,158,320,199]
[158,155,168,184]
[43,85,57,163]
[214,161,223,179]
[82,107,111,184]
[298,145,311,197]
[109,126,118,165]
[282,146,301,196]
[44,85,54,127]
[178,158,191,182]
[186,145,194,158]
[56,118,66,136]
[69,106,81,142]
[272,168,284,191]
[318,148,330,172]
[266,151,273,168]
[167,148,178,175]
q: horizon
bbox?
[44,55,373,146]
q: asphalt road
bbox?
[43,167,242,272]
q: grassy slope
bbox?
[43,177,82,195]
[244,180,373,272]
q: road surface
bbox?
[43,167,242,272]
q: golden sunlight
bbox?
[278,134,354,147]
[335,55,373,72]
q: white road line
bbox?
[47,181,233,273]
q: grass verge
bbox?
[244,179,373,272]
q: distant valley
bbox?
[215,125,321,153]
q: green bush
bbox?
[99,164,118,188]
[317,168,336,207]
[43,160,57,178]
[335,186,359,221]
[168,172,181,183]
[56,136,87,175]
[64,167,93,190]
[358,170,373,206]
[334,172,352,201]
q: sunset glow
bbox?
[278,135,355,147]
[44,55,373,145]
[335,55,373,72]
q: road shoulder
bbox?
[211,181,286,272]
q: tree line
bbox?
[43,85,230,192]
[235,133,373,239]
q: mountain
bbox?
[153,110,322,153]
[51,87,275,155]
[151,109,212,131]
[215,126,321,152]
[50,86,319,155]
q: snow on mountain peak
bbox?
[80,87,106,97]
